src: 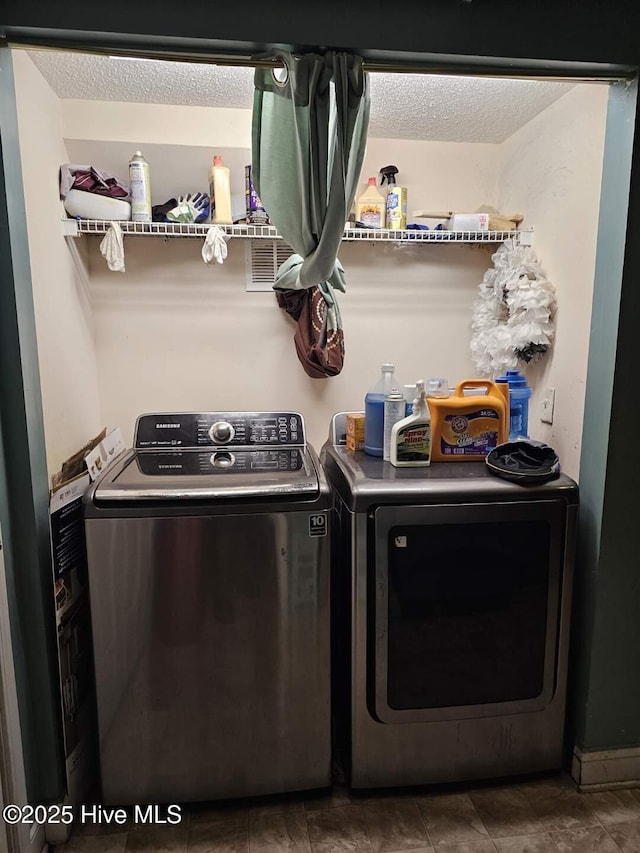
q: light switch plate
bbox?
[541,387,555,424]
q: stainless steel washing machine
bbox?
[322,414,578,790]
[84,412,331,805]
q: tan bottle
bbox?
[380,166,407,230]
[356,177,386,228]
[209,155,232,224]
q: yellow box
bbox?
[346,413,365,452]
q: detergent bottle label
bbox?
[395,423,431,463]
[359,204,385,227]
[440,409,499,456]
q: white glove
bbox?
[202,225,228,265]
[99,222,125,272]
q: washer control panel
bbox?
[136,449,304,475]
[135,412,305,449]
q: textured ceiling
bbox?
[28,50,574,144]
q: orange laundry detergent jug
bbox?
[428,379,508,461]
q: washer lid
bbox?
[94,447,319,501]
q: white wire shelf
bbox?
[62,218,533,245]
[62,219,279,239]
[342,227,532,244]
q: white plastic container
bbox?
[383,389,406,461]
[425,377,449,398]
[390,380,432,467]
[129,151,152,223]
[209,155,232,224]
[403,384,416,416]
[64,189,131,221]
[446,213,489,231]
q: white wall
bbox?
[62,100,252,148]
[360,137,500,218]
[58,85,608,466]
[497,83,609,480]
[87,238,491,451]
[64,99,497,451]
[62,101,501,217]
[13,52,103,477]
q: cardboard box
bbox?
[346,413,365,452]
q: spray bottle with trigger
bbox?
[380,164,407,230]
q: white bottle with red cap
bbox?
[209,155,232,224]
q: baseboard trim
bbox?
[572,746,640,791]
[44,793,72,846]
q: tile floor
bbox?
[56,774,640,853]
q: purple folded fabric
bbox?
[60,164,129,200]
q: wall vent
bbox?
[244,240,293,292]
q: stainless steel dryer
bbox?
[323,414,578,790]
[84,412,331,805]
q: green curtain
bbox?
[252,51,370,376]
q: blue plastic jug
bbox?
[496,370,532,440]
[365,363,400,456]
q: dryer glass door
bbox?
[371,501,565,724]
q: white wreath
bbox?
[470,238,556,377]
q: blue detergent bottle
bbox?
[365,363,400,456]
[496,369,532,439]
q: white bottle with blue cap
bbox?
[365,363,402,456]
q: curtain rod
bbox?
[6,38,634,82]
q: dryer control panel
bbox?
[134,412,305,449]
